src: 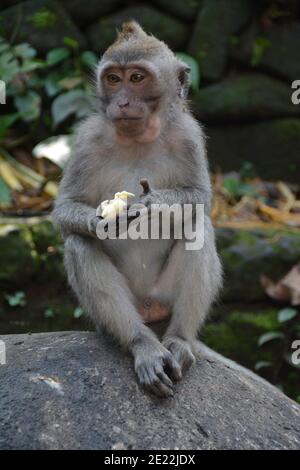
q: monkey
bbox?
[52,22,222,398]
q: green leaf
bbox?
[13,43,36,59]
[46,47,70,66]
[51,89,92,126]
[254,360,272,371]
[176,52,200,91]
[223,177,255,199]
[15,91,41,122]
[20,59,46,73]
[0,51,19,82]
[0,113,20,140]
[258,331,284,347]
[251,37,272,67]
[44,71,64,97]
[0,176,11,204]
[74,307,84,318]
[44,308,55,318]
[63,37,79,50]
[278,308,298,323]
[5,291,26,307]
[80,51,98,68]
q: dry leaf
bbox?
[261,264,300,306]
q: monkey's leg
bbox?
[64,234,181,397]
[162,217,222,374]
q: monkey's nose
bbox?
[118,100,130,109]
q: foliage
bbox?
[203,307,300,401]
[0,37,97,139]
[5,291,26,307]
[251,37,272,67]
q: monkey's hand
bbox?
[127,179,164,218]
[163,336,196,374]
[132,334,182,398]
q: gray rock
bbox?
[0,331,299,449]
[86,6,188,54]
[188,0,253,81]
[193,73,300,122]
[231,22,300,82]
[0,0,87,54]
[207,118,300,183]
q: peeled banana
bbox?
[100,191,135,220]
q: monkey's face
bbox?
[101,64,162,140]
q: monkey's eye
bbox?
[106,74,121,84]
[130,73,145,83]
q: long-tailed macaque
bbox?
[52,22,222,398]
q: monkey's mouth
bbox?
[114,117,143,121]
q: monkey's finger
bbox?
[156,369,174,389]
[143,366,174,398]
[164,354,182,382]
[147,379,174,398]
[140,178,150,194]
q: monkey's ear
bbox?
[177,64,191,99]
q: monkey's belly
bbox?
[101,237,174,300]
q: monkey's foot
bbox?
[133,336,182,398]
[163,336,196,374]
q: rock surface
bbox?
[207,118,300,182]
[231,22,300,82]
[0,331,299,450]
[0,0,87,53]
[193,74,300,122]
[189,0,253,81]
[217,228,300,302]
[86,5,188,54]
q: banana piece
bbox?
[100,191,135,220]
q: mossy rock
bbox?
[202,307,300,401]
[0,0,87,54]
[86,5,189,54]
[0,225,38,285]
[207,118,300,182]
[0,219,65,287]
[231,22,300,82]
[217,228,300,302]
[193,73,300,122]
[188,0,253,81]
[202,309,280,370]
[152,0,203,21]
[63,0,121,28]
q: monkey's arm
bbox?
[137,135,212,214]
[140,185,211,214]
[52,197,99,238]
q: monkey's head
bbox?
[96,22,190,143]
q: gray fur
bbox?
[52,23,222,398]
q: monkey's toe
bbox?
[163,336,196,374]
[136,363,174,398]
[134,348,181,398]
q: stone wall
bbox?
[1,0,300,181]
